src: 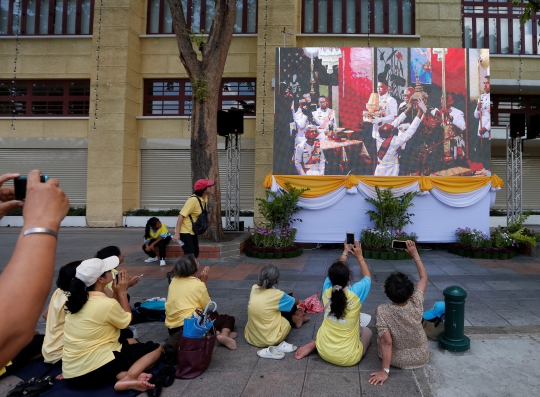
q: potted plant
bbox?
[389,251,397,260]
[397,251,406,260]
[365,186,418,252]
[380,250,389,260]
[275,249,283,259]
[266,247,275,259]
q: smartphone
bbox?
[14,175,49,201]
[346,231,355,245]
[115,273,119,284]
[392,240,408,250]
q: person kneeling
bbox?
[62,257,162,392]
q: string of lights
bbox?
[11,0,21,132]
[260,0,268,136]
[93,0,104,130]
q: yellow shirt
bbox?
[165,277,211,329]
[179,196,207,235]
[42,288,68,364]
[315,276,371,366]
[0,362,11,376]
[62,291,131,378]
[244,285,295,347]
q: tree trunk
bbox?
[169,0,237,242]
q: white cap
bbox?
[76,256,120,287]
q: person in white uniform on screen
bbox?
[294,128,326,175]
[373,101,425,176]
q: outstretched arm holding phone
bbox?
[340,240,371,280]
[0,170,69,368]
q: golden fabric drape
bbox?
[265,174,503,197]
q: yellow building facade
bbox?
[0,0,538,226]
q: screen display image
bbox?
[274,47,491,177]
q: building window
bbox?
[302,0,414,34]
[0,0,94,35]
[144,79,255,116]
[147,0,257,34]
[463,1,539,55]
[491,94,540,126]
[0,80,90,116]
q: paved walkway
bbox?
[1,228,540,396]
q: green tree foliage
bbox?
[513,1,540,35]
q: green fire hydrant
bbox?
[438,286,470,352]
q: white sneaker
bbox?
[160,259,166,267]
[145,257,159,263]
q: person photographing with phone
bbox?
[0,170,70,369]
[295,238,372,365]
[369,240,429,386]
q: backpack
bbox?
[134,300,166,322]
[189,196,209,235]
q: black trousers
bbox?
[180,233,199,258]
[142,236,171,259]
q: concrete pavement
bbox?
[1,227,540,396]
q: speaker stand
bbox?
[506,126,523,225]
[224,133,241,231]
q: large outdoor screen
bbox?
[273,47,491,177]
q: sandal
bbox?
[275,341,298,353]
[257,346,285,360]
[162,365,176,387]
[6,377,39,397]
[22,376,54,397]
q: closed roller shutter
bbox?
[140,149,255,210]
[491,157,540,210]
[0,149,87,206]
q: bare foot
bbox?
[295,340,316,360]
[216,334,237,350]
[114,379,155,392]
[293,315,310,328]
[229,332,238,339]
[55,373,64,380]
[137,373,153,382]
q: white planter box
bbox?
[490,215,540,228]
[123,216,254,229]
[0,216,87,227]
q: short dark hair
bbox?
[95,246,121,260]
[56,260,82,291]
[193,189,206,197]
[384,271,415,304]
[172,254,199,278]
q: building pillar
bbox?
[86,0,142,227]
[254,0,297,225]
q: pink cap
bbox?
[194,179,215,190]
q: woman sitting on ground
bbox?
[295,240,372,366]
[245,264,309,348]
[165,254,237,349]
[95,246,140,299]
[41,261,82,365]
[63,257,162,392]
[369,240,429,386]
[143,217,171,266]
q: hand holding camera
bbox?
[22,170,69,233]
[0,173,23,220]
[113,269,130,294]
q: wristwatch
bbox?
[383,368,390,374]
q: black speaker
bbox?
[529,114,540,139]
[217,110,244,136]
[510,113,526,138]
